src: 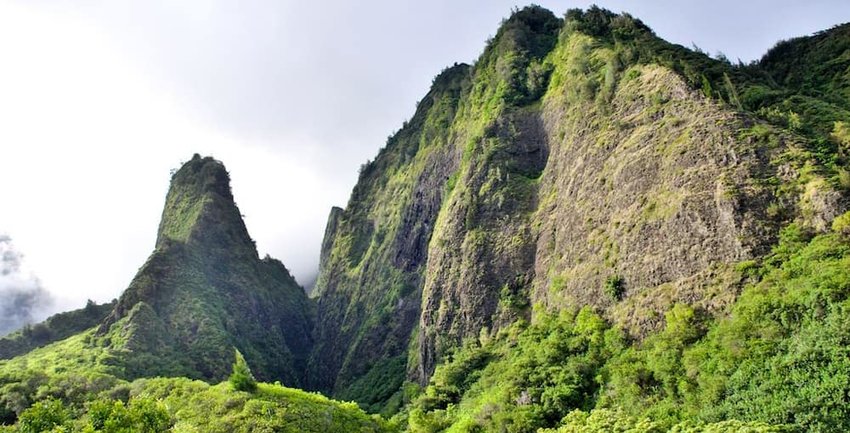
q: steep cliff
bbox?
[308,63,471,411]
[312,6,849,412]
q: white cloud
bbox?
[0,234,53,336]
[0,2,342,309]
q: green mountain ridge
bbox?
[310,6,850,413]
[2,5,850,433]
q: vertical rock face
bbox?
[99,155,314,385]
[318,207,344,277]
[416,8,562,381]
[412,11,794,380]
[312,5,847,406]
[417,109,551,381]
[528,64,780,339]
[308,65,470,406]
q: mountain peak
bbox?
[171,154,233,201]
[155,154,255,254]
[95,154,313,384]
[503,5,559,29]
[563,6,651,38]
[490,5,561,60]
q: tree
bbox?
[229,349,257,392]
[17,398,67,433]
[85,397,172,433]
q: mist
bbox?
[0,235,54,337]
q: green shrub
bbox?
[831,211,850,236]
[604,275,625,301]
[84,397,171,433]
[408,308,619,432]
[228,349,257,393]
[17,399,67,433]
[540,409,789,432]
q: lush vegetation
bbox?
[0,350,390,432]
[3,6,850,433]
[399,212,850,432]
[0,378,391,433]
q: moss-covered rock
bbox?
[96,155,314,385]
[311,6,850,411]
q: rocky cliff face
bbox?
[307,65,470,409]
[311,6,849,408]
[529,63,775,336]
[98,155,314,385]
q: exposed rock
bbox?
[311,6,846,399]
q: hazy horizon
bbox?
[0,0,847,332]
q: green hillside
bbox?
[402,218,850,432]
[0,300,115,360]
[1,369,390,433]
[310,5,850,417]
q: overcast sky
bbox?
[0,0,847,322]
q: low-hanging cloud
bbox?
[0,235,54,337]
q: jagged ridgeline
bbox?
[310,4,850,421]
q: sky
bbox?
[0,0,847,327]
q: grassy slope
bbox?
[0,329,120,424]
[0,373,391,432]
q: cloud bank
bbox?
[0,235,53,337]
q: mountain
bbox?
[309,5,850,426]
[2,5,850,433]
[95,154,314,384]
[0,156,380,431]
[0,154,314,393]
[400,9,850,433]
